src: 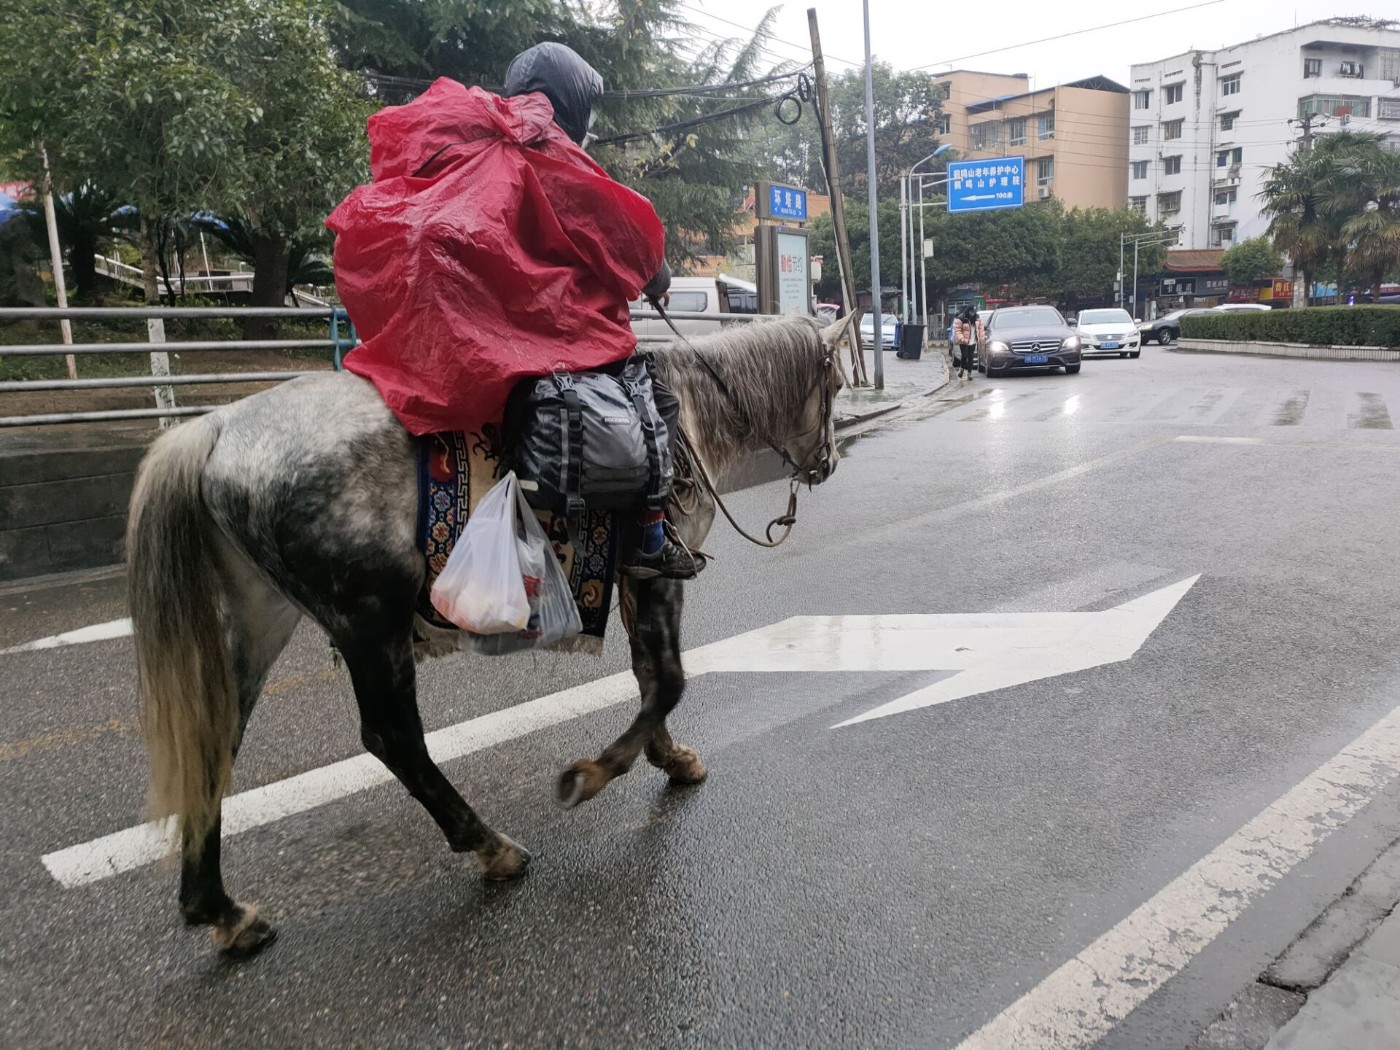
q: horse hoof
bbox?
[556,760,610,810]
[662,746,708,786]
[477,833,532,881]
[211,906,277,958]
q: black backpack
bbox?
[506,357,678,534]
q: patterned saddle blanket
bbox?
[416,428,619,655]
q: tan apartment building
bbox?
[936,72,1130,211]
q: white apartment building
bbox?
[1128,17,1400,251]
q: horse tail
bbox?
[126,414,235,855]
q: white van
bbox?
[630,274,758,339]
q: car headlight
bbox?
[988,340,1009,355]
[1061,335,1081,350]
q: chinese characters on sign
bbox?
[946,157,1026,214]
[759,181,809,222]
[775,230,809,317]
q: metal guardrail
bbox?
[0,305,765,427]
[0,305,355,428]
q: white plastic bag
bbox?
[430,472,530,634]
[466,489,584,656]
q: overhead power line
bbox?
[911,0,1229,71]
[678,3,863,69]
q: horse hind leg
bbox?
[179,538,300,956]
[336,618,530,880]
[558,577,706,808]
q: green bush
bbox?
[1181,307,1400,347]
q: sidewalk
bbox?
[1264,896,1400,1048]
[1192,839,1400,1049]
[834,341,950,428]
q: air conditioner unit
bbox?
[1037,186,1051,199]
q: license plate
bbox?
[1024,354,1049,364]
[1100,342,1119,349]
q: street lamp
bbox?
[1119,231,1178,321]
[900,144,953,335]
[862,0,883,388]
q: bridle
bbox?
[649,298,844,548]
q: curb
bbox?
[1175,338,1400,362]
[834,354,954,431]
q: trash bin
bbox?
[896,322,924,360]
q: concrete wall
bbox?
[0,442,145,581]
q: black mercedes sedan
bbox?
[977,306,1082,377]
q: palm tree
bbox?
[1260,131,1398,306]
[1341,146,1400,301]
[1259,148,1332,307]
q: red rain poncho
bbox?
[326,78,666,435]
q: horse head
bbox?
[773,316,849,486]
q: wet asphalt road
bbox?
[4,347,1400,1049]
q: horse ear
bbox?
[820,314,854,347]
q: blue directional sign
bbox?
[760,181,808,222]
[946,157,1025,214]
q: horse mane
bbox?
[648,316,828,469]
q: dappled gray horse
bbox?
[127,315,846,956]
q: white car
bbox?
[1213,302,1272,313]
[1075,307,1141,358]
[859,312,899,350]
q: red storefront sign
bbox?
[0,181,34,200]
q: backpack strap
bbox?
[625,371,664,511]
[554,372,587,538]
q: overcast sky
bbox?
[687,0,1370,89]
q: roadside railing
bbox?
[0,305,764,427]
[0,306,357,428]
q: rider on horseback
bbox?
[502,42,703,581]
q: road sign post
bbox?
[945,157,1026,214]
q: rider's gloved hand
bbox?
[642,260,671,303]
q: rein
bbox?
[648,297,836,549]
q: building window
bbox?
[1159,191,1182,214]
[1133,125,1150,145]
[970,121,1000,150]
[1164,82,1184,105]
[1129,196,1148,213]
[1212,224,1237,247]
[1131,160,1149,179]
[1304,57,1322,78]
[1008,118,1026,146]
[1220,73,1242,96]
[1163,155,1182,176]
[1036,157,1055,184]
[936,113,951,134]
[1299,95,1372,119]
[1037,113,1055,140]
[1378,98,1400,121]
[1163,119,1184,140]
[1134,89,1152,109]
[1216,147,1242,169]
[1214,187,1238,206]
[1219,110,1240,132]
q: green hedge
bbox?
[1180,306,1400,347]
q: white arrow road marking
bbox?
[0,617,132,656]
[685,576,1197,727]
[40,577,1196,887]
[956,702,1400,1050]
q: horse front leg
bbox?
[557,577,706,808]
[340,624,531,880]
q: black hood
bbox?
[503,42,603,146]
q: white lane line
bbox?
[956,704,1400,1050]
[0,617,133,656]
[42,670,641,888]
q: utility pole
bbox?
[861,0,883,390]
[1288,112,1328,152]
[807,8,868,385]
